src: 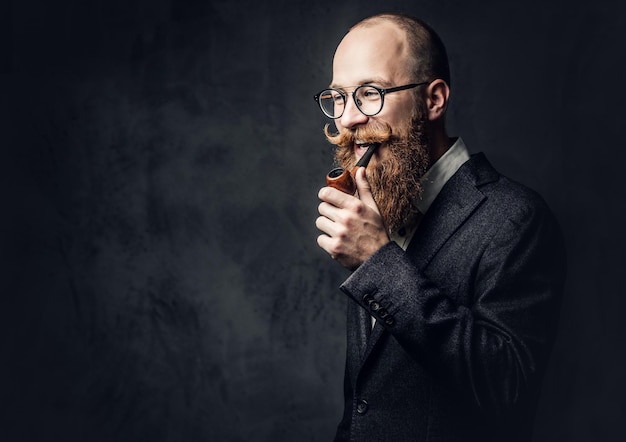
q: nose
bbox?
[338,94,369,129]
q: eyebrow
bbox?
[329,77,393,89]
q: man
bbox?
[314,13,566,442]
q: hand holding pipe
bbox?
[325,143,380,194]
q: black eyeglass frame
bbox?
[313,81,430,119]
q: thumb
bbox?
[355,167,379,212]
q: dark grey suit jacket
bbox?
[334,153,566,442]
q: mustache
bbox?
[323,121,394,149]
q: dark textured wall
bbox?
[3,0,625,441]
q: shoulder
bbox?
[449,154,565,275]
[457,153,553,224]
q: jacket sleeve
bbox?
[339,203,566,414]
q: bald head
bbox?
[332,20,414,90]
[348,13,450,87]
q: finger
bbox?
[315,215,337,237]
[318,201,340,222]
[354,167,379,212]
[318,185,353,208]
[316,233,336,256]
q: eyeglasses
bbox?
[313,82,429,119]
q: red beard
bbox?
[324,114,430,233]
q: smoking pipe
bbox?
[326,143,380,194]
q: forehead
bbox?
[332,21,411,87]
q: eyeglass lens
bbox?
[318,86,382,118]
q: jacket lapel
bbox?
[406,162,488,268]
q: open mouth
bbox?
[355,141,375,158]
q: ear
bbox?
[425,79,450,122]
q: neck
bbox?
[426,124,453,167]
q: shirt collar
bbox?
[415,137,470,214]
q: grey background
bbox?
[3,0,625,440]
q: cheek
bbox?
[390,94,420,122]
[376,104,412,132]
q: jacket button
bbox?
[384,316,395,326]
[362,294,373,303]
[356,399,369,415]
[370,301,380,311]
